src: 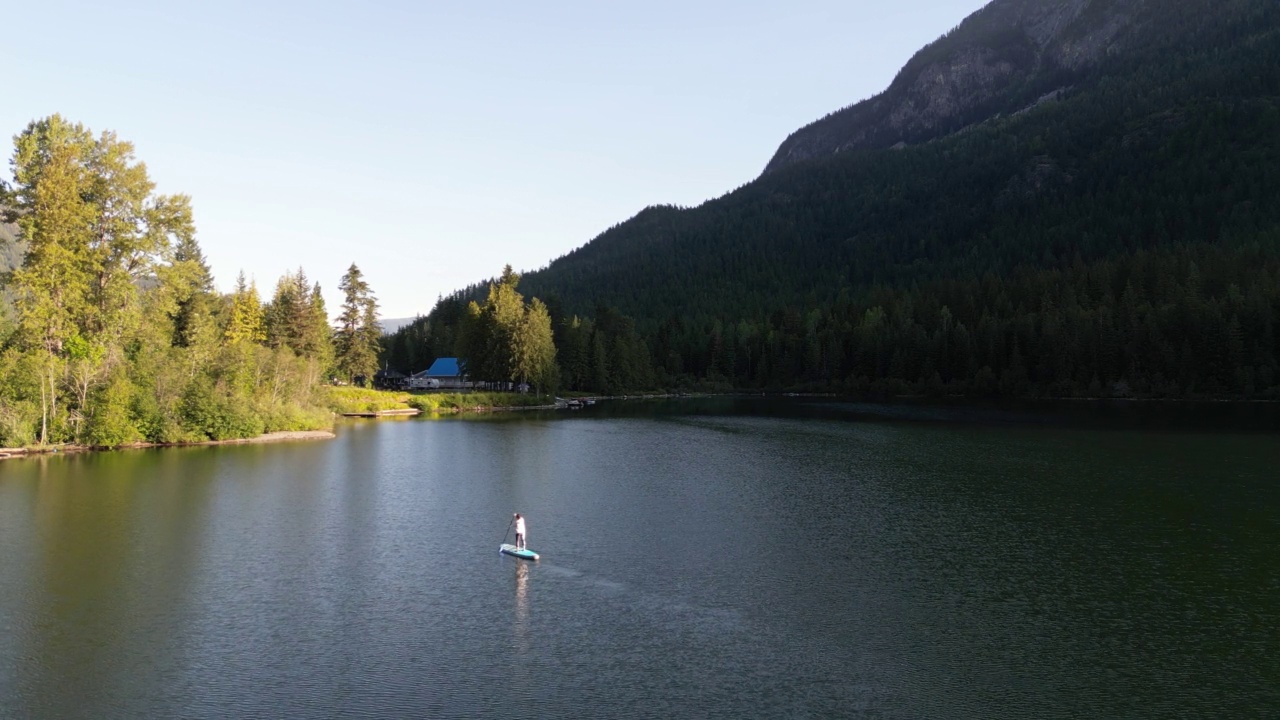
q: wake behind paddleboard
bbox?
[500,543,540,561]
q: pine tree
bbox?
[335,263,379,385]
[265,271,303,351]
[170,235,217,350]
[224,272,266,346]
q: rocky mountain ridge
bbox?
[763,0,1155,174]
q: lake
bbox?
[1,398,1277,718]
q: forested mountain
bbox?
[393,0,1280,399]
[379,317,418,334]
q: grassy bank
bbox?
[407,391,553,413]
[324,387,554,415]
[323,387,415,414]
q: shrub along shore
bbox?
[327,386,557,415]
[0,388,563,459]
[0,429,336,460]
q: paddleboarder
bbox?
[514,513,527,550]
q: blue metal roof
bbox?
[425,357,462,377]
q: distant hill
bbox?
[379,317,419,335]
[412,0,1280,398]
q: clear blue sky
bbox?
[6,0,985,320]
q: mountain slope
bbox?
[419,0,1280,397]
[520,0,1279,322]
[762,0,1219,174]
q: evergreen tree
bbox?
[302,282,335,385]
[169,234,218,350]
[265,271,303,351]
[224,272,265,346]
[335,263,379,385]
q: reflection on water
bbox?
[514,560,530,637]
[511,558,532,695]
[1,402,1278,719]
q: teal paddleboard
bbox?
[500,543,540,561]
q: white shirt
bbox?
[515,517,526,535]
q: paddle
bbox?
[501,515,514,547]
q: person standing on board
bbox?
[514,513,527,550]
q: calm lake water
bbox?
[1,398,1277,718]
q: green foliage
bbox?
[434,265,560,393]
[179,381,265,441]
[0,348,39,446]
[379,297,464,375]
[0,398,39,447]
[0,118,347,449]
[0,219,23,327]
[405,391,549,413]
[8,116,97,381]
[0,218,21,272]
[335,263,380,385]
[129,381,198,444]
[256,402,332,433]
[265,268,333,374]
[513,297,557,393]
[167,234,219,349]
[84,371,141,447]
[399,287,659,395]
[322,386,412,414]
[223,272,265,346]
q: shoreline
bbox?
[0,430,336,461]
[4,393,1275,461]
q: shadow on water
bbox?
[555,394,1280,434]
[5,395,1277,719]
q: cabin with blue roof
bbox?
[408,357,469,390]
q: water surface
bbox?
[1,399,1276,718]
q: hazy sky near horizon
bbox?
[6,0,986,319]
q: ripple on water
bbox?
[1,407,1278,718]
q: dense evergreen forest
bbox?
[0,116,384,447]
[387,0,1280,400]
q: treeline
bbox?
[382,272,659,395]
[453,266,557,392]
[647,242,1280,398]
[386,238,1280,400]
[0,116,383,447]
